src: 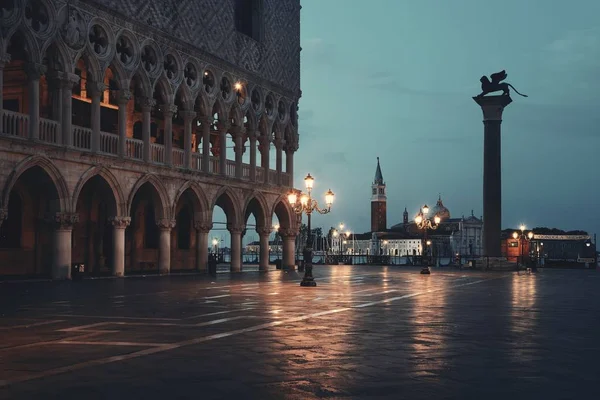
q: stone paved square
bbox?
[1,266,599,399]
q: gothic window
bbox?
[372,188,376,195]
[234,0,263,41]
[379,188,384,194]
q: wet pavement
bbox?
[0,266,599,399]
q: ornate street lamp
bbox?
[288,173,335,287]
[415,205,441,274]
[513,226,534,269]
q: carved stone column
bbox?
[285,148,295,188]
[0,54,10,124]
[117,90,131,158]
[200,117,211,173]
[259,137,270,184]
[46,70,62,124]
[59,72,79,147]
[141,97,155,163]
[231,126,244,179]
[280,228,297,271]
[88,82,106,153]
[248,130,257,181]
[110,217,131,277]
[275,138,283,185]
[50,212,79,280]
[157,219,175,274]
[256,226,271,272]
[218,120,230,176]
[228,223,244,272]
[180,110,196,169]
[162,104,177,166]
[25,63,46,140]
[194,221,212,272]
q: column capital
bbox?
[473,95,512,121]
[256,226,272,236]
[216,120,231,132]
[110,216,131,229]
[179,110,197,122]
[140,97,156,112]
[227,223,245,235]
[25,63,47,80]
[117,89,132,105]
[198,116,212,125]
[156,218,176,230]
[258,137,270,152]
[285,140,299,153]
[279,227,298,238]
[161,104,178,117]
[247,130,258,140]
[86,81,106,97]
[274,138,284,150]
[229,125,243,136]
[0,208,7,223]
[48,212,79,230]
[0,53,11,66]
[194,220,212,233]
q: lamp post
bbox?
[415,204,441,274]
[288,173,335,287]
[512,224,534,269]
[273,223,280,262]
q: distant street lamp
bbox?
[415,204,441,274]
[513,224,534,269]
[288,173,335,287]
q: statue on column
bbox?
[475,70,528,98]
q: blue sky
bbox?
[292,0,600,237]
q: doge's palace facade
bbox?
[0,0,301,279]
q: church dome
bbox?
[431,195,450,220]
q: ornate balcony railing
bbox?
[73,126,92,150]
[100,131,118,155]
[173,148,184,167]
[191,152,202,171]
[2,110,28,139]
[39,118,59,144]
[151,143,165,164]
[126,138,143,160]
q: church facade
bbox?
[0,0,301,278]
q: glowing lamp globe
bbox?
[325,189,335,207]
[304,173,314,190]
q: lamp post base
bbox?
[300,246,317,287]
[300,277,317,287]
[420,267,431,275]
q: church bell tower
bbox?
[371,157,387,232]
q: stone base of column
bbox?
[282,264,296,272]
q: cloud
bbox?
[321,151,348,165]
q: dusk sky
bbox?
[293,0,600,237]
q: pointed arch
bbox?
[172,181,210,223]
[193,89,211,118]
[41,39,72,72]
[175,83,193,111]
[127,174,171,219]
[74,50,103,85]
[211,186,241,227]
[271,194,296,230]
[153,76,174,104]
[131,69,152,98]
[229,102,243,127]
[2,156,69,212]
[71,166,126,217]
[243,191,270,229]
[5,28,41,63]
[244,108,257,131]
[211,97,230,121]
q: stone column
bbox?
[473,95,512,257]
[46,71,62,124]
[25,63,46,140]
[200,117,211,173]
[88,82,105,152]
[285,148,295,187]
[157,219,175,274]
[181,110,196,169]
[117,90,131,158]
[275,138,283,185]
[59,72,79,147]
[228,224,243,272]
[257,227,271,272]
[162,104,177,166]
[280,228,297,271]
[218,121,230,176]
[232,127,244,179]
[194,221,211,272]
[111,216,130,277]
[248,131,257,181]
[0,208,7,229]
[259,137,270,184]
[0,55,10,125]
[140,97,155,163]
[50,212,79,280]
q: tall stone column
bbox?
[88,82,105,152]
[257,227,271,272]
[141,97,155,163]
[181,110,196,169]
[218,121,230,176]
[285,149,295,187]
[473,95,512,257]
[157,219,175,274]
[280,228,297,271]
[275,138,283,185]
[194,221,212,272]
[111,217,130,277]
[248,131,257,181]
[200,117,211,173]
[232,127,243,179]
[25,63,46,140]
[117,90,131,157]
[50,212,79,280]
[228,224,243,272]
[46,71,62,124]
[259,138,270,184]
[0,55,10,125]
[59,72,79,147]
[163,104,177,166]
